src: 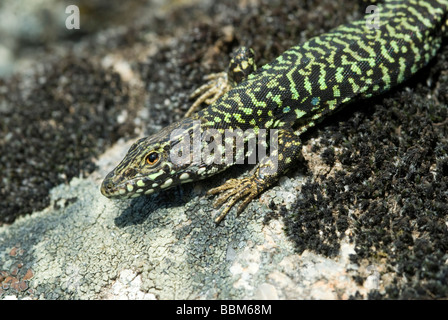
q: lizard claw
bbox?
[185,72,231,117]
[207,177,262,224]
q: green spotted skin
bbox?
[102,0,448,222]
[200,0,448,133]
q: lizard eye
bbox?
[145,152,159,166]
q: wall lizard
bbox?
[101,0,448,223]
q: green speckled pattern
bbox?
[199,0,448,133]
[102,0,448,221]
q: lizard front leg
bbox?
[208,128,302,223]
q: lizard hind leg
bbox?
[186,46,257,117]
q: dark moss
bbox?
[283,43,448,298]
[0,56,137,223]
[321,147,336,167]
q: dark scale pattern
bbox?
[280,46,448,297]
[103,0,448,223]
[200,0,448,133]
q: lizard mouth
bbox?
[100,175,158,199]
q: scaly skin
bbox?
[101,0,448,223]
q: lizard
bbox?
[101,0,448,224]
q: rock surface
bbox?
[1,0,447,299]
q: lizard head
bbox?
[101,118,210,199]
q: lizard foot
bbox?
[207,176,263,224]
[186,72,231,117]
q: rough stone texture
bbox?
[1,0,447,299]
